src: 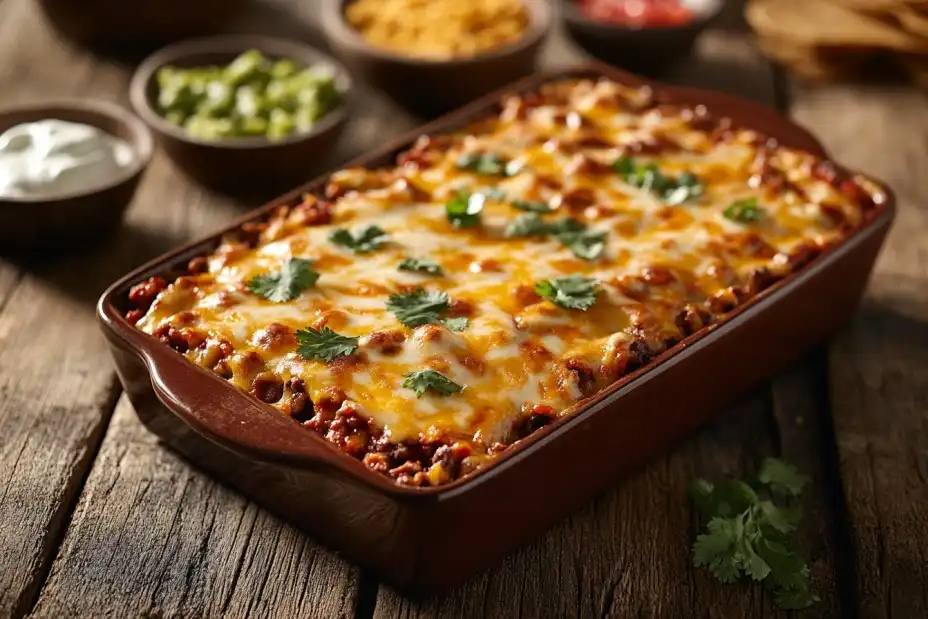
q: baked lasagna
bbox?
[125,78,881,487]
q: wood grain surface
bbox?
[0,0,925,617]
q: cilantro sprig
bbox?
[691,458,818,610]
[512,199,554,213]
[445,190,485,229]
[398,257,443,276]
[245,258,319,302]
[402,369,464,397]
[386,287,468,331]
[535,275,601,310]
[295,327,359,362]
[456,152,523,177]
[613,156,704,205]
[724,197,763,223]
[479,187,507,201]
[329,225,389,254]
[504,214,606,261]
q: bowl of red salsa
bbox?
[563,0,724,71]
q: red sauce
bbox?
[577,0,693,27]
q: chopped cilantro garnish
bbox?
[556,229,607,260]
[691,458,818,611]
[611,155,636,176]
[503,214,605,260]
[245,258,319,302]
[504,213,551,238]
[386,287,468,331]
[455,152,523,177]
[386,287,448,328]
[664,171,704,205]
[440,316,469,332]
[534,275,601,310]
[445,189,484,228]
[329,225,388,253]
[479,187,507,201]
[295,327,359,362]
[512,199,554,213]
[547,217,586,235]
[398,257,443,276]
[613,156,704,204]
[402,369,464,397]
[723,197,763,223]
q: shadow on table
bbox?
[0,222,191,306]
[80,0,329,66]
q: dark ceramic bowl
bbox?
[37,0,245,53]
[0,100,153,254]
[562,0,724,72]
[320,0,552,116]
[98,64,895,591]
[129,36,352,195]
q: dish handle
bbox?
[100,313,378,481]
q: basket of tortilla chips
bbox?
[746,0,928,84]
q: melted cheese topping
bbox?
[135,78,874,456]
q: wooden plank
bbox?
[29,397,361,619]
[788,83,928,618]
[374,4,846,618]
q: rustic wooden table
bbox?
[1,0,926,617]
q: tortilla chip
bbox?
[746,0,928,51]
[756,33,871,80]
[826,0,925,13]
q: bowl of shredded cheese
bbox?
[321,0,552,115]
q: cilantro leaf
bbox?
[664,171,704,205]
[535,275,600,310]
[724,197,763,223]
[402,369,464,397]
[505,213,551,238]
[502,213,606,260]
[398,257,443,276]
[479,187,507,201]
[611,155,636,176]
[386,288,468,331]
[386,287,449,328]
[691,459,818,611]
[440,316,469,332]
[693,517,743,583]
[614,156,704,205]
[512,200,554,213]
[329,225,389,253]
[756,457,810,498]
[556,229,607,260]
[445,190,484,229]
[690,478,758,518]
[295,327,358,362]
[245,258,319,302]
[547,217,586,235]
[627,163,674,194]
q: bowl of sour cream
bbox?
[0,100,153,253]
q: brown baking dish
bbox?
[97,63,895,592]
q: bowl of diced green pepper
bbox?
[130,36,351,194]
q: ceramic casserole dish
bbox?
[97,64,895,592]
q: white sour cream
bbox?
[0,119,135,199]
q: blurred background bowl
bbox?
[562,0,724,73]
[321,0,552,117]
[36,0,246,54]
[129,35,352,196]
[0,100,153,254]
